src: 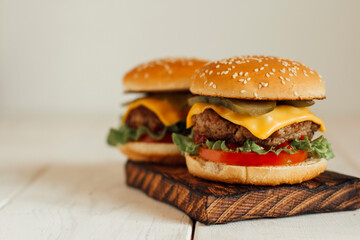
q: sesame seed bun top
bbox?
[124,58,208,92]
[190,56,326,100]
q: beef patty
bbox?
[125,106,164,134]
[192,109,319,147]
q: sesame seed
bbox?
[232,65,235,69]
[244,80,247,84]
[254,92,258,97]
[264,64,269,67]
[213,84,216,89]
[239,72,243,76]
[260,67,265,70]
[279,76,284,80]
[269,72,274,75]
[285,78,290,81]
[239,79,244,82]
[263,82,268,87]
[281,80,285,85]
[247,77,251,81]
[216,65,220,68]
[266,73,270,77]
[258,84,262,89]
[294,91,298,96]
[272,68,276,72]
[209,70,213,75]
[209,82,213,86]
[304,73,309,77]
[289,73,294,77]
[254,68,259,72]
[244,72,249,76]
[217,72,220,75]
[280,68,285,73]
[232,73,238,79]
[241,90,246,93]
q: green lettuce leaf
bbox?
[291,136,335,160]
[205,138,294,155]
[171,131,335,160]
[171,131,200,155]
[167,121,187,133]
[107,121,187,146]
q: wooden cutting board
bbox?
[125,160,360,225]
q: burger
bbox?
[107,58,208,164]
[172,56,334,185]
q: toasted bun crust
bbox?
[190,56,325,100]
[185,154,327,185]
[117,142,185,165]
[124,58,208,92]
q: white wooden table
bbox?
[0,114,359,240]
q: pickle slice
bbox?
[281,100,315,107]
[188,96,276,116]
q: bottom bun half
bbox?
[118,142,184,165]
[185,154,327,185]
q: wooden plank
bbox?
[126,161,360,225]
[194,210,360,240]
[0,162,192,240]
[0,164,47,210]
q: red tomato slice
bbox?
[198,147,307,166]
[138,133,173,143]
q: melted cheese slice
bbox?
[122,98,186,126]
[187,103,326,140]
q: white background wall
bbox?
[1,0,359,116]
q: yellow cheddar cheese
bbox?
[187,103,326,140]
[122,98,186,126]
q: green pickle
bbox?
[188,96,276,116]
[280,100,315,107]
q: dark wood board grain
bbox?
[125,160,360,225]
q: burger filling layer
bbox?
[172,106,334,166]
[192,109,319,147]
[107,97,188,146]
[125,105,165,135]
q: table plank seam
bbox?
[0,165,48,212]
